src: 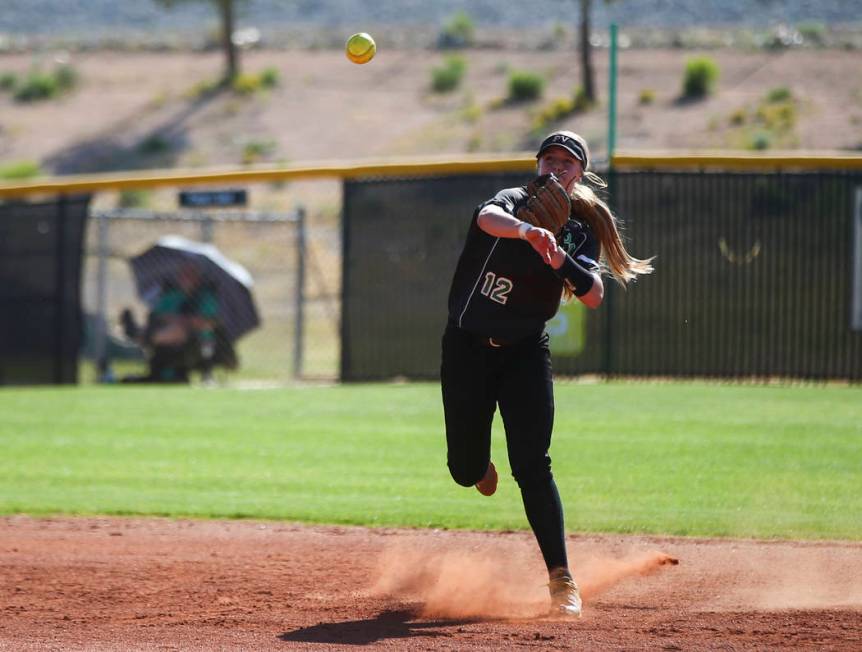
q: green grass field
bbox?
[1,381,860,540]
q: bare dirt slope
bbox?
[1,516,860,651]
[1,47,860,180]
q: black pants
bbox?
[440,323,569,574]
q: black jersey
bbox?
[447,186,600,342]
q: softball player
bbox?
[441,131,653,617]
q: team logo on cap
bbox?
[539,133,588,167]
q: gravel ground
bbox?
[2,516,861,651]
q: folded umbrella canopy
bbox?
[129,235,260,341]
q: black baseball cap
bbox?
[536,131,590,170]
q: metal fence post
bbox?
[293,205,306,379]
[853,187,862,331]
[94,207,111,381]
[54,195,69,383]
[602,22,619,378]
[200,214,214,243]
[607,22,618,161]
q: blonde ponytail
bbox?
[569,179,654,287]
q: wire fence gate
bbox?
[81,202,339,385]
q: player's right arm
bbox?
[477,203,556,265]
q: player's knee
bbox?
[447,459,486,487]
[511,458,553,490]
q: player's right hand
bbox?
[524,226,557,265]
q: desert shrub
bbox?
[681,57,719,99]
[12,64,78,102]
[748,131,772,150]
[571,86,591,111]
[797,22,827,46]
[148,91,169,109]
[532,97,574,132]
[431,55,466,93]
[0,72,17,91]
[460,94,482,123]
[729,107,747,125]
[232,73,261,95]
[437,10,475,49]
[231,69,280,95]
[729,87,799,150]
[755,101,796,131]
[259,67,280,89]
[242,139,276,164]
[531,86,592,132]
[54,64,78,91]
[638,88,655,105]
[137,135,171,155]
[507,70,545,103]
[0,160,41,180]
[187,78,220,99]
[118,190,151,208]
[756,88,798,133]
[14,72,59,102]
[766,86,792,103]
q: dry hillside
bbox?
[1,47,860,181]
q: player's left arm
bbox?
[548,244,604,309]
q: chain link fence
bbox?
[4,156,860,385]
[342,169,862,381]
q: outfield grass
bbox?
[1,381,860,540]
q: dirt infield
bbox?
[1,517,860,651]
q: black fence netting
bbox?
[342,171,862,381]
[0,195,90,385]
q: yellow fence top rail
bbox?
[612,151,862,171]
[1,151,860,199]
[0,155,537,199]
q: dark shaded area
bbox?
[280,608,479,646]
[43,90,221,175]
[0,195,90,385]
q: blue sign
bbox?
[178,189,247,208]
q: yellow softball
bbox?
[345,32,376,65]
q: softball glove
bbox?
[516,173,572,236]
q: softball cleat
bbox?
[474,461,498,496]
[549,574,582,618]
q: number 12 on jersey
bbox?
[480,272,513,305]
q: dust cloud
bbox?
[724,546,862,612]
[578,550,679,601]
[369,538,678,620]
